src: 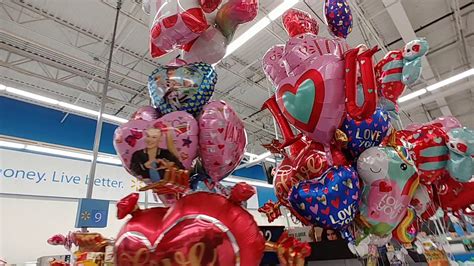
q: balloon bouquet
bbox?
[111,0,311,265]
[258,0,474,262]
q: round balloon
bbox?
[341,108,390,157]
[357,146,419,236]
[115,192,265,265]
[324,0,353,38]
[282,8,319,37]
[113,111,199,182]
[198,101,247,181]
[148,62,217,117]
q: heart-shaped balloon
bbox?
[148,62,217,117]
[115,192,265,265]
[199,101,247,181]
[357,146,419,236]
[275,35,347,145]
[436,176,474,213]
[324,0,353,39]
[289,165,361,231]
[294,141,329,180]
[114,111,199,182]
[342,108,390,157]
[262,45,288,88]
[273,157,299,208]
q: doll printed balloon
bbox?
[342,108,390,157]
[114,111,199,182]
[357,145,419,236]
[289,165,361,232]
[198,101,247,181]
[324,0,353,39]
[148,61,217,117]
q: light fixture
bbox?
[1,84,128,124]
[97,156,123,165]
[398,68,474,103]
[0,140,26,149]
[25,145,94,161]
[223,0,299,58]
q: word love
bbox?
[376,194,405,220]
[329,203,357,226]
[356,129,382,147]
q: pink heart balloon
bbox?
[114,111,198,182]
[199,101,247,181]
[275,34,348,145]
[262,44,288,87]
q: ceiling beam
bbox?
[381,0,453,116]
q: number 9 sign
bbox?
[75,198,109,228]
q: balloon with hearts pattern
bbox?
[289,165,361,238]
[341,108,390,157]
[198,100,247,181]
[357,146,419,236]
[113,111,199,182]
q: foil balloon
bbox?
[344,46,378,120]
[274,34,349,146]
[446,127,474,182]
[215,0,258,41]
[150,1,209,57]
[113,111,199,181]
[410,184,437,220]
[273,157,299,209]
[130,106,160,121]
[405,116,462,132]
[375,39,429,130]
[294,141,329,180]
[403,125,449,185]
[198,101,247,181]
[323,0,353,38]
[261,96,297,146]
[392,207,417,245]
[282,8,319,37]
[182,26,227,64]
[357,145,419,236]
[341,108,390,157]
[262,45,288,88]
[436,175,474,212]
[115,191,265,265]
[148,60,217,117]
[289,165,361,240]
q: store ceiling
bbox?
[1,0,473,154]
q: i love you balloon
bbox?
[148,60,217,117]
[199,101,247,181]
[357,146,419,236]
[289,165,361,232]
[113,111,198,182]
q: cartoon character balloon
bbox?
[148,60,217,117]
[376,38,429,129]
[357,144,419,236]
[446,127,474,182]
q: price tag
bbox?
[75,198,109,228]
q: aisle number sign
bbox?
[75,198,109,228]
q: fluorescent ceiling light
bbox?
[1,84,128,124]
[26,145,93,161]
[265,157,276,163]
[224,0,299,58]
[97,156,123,165]
[398,68,474,103]
[0,140,26,149]
[426,68,474,91]
[225,176,274,188]
[398,89,427,103]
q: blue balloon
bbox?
[289,166,361,235]
[341,108,390,157]
[148,62,217,117]
[446,127,474,182]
